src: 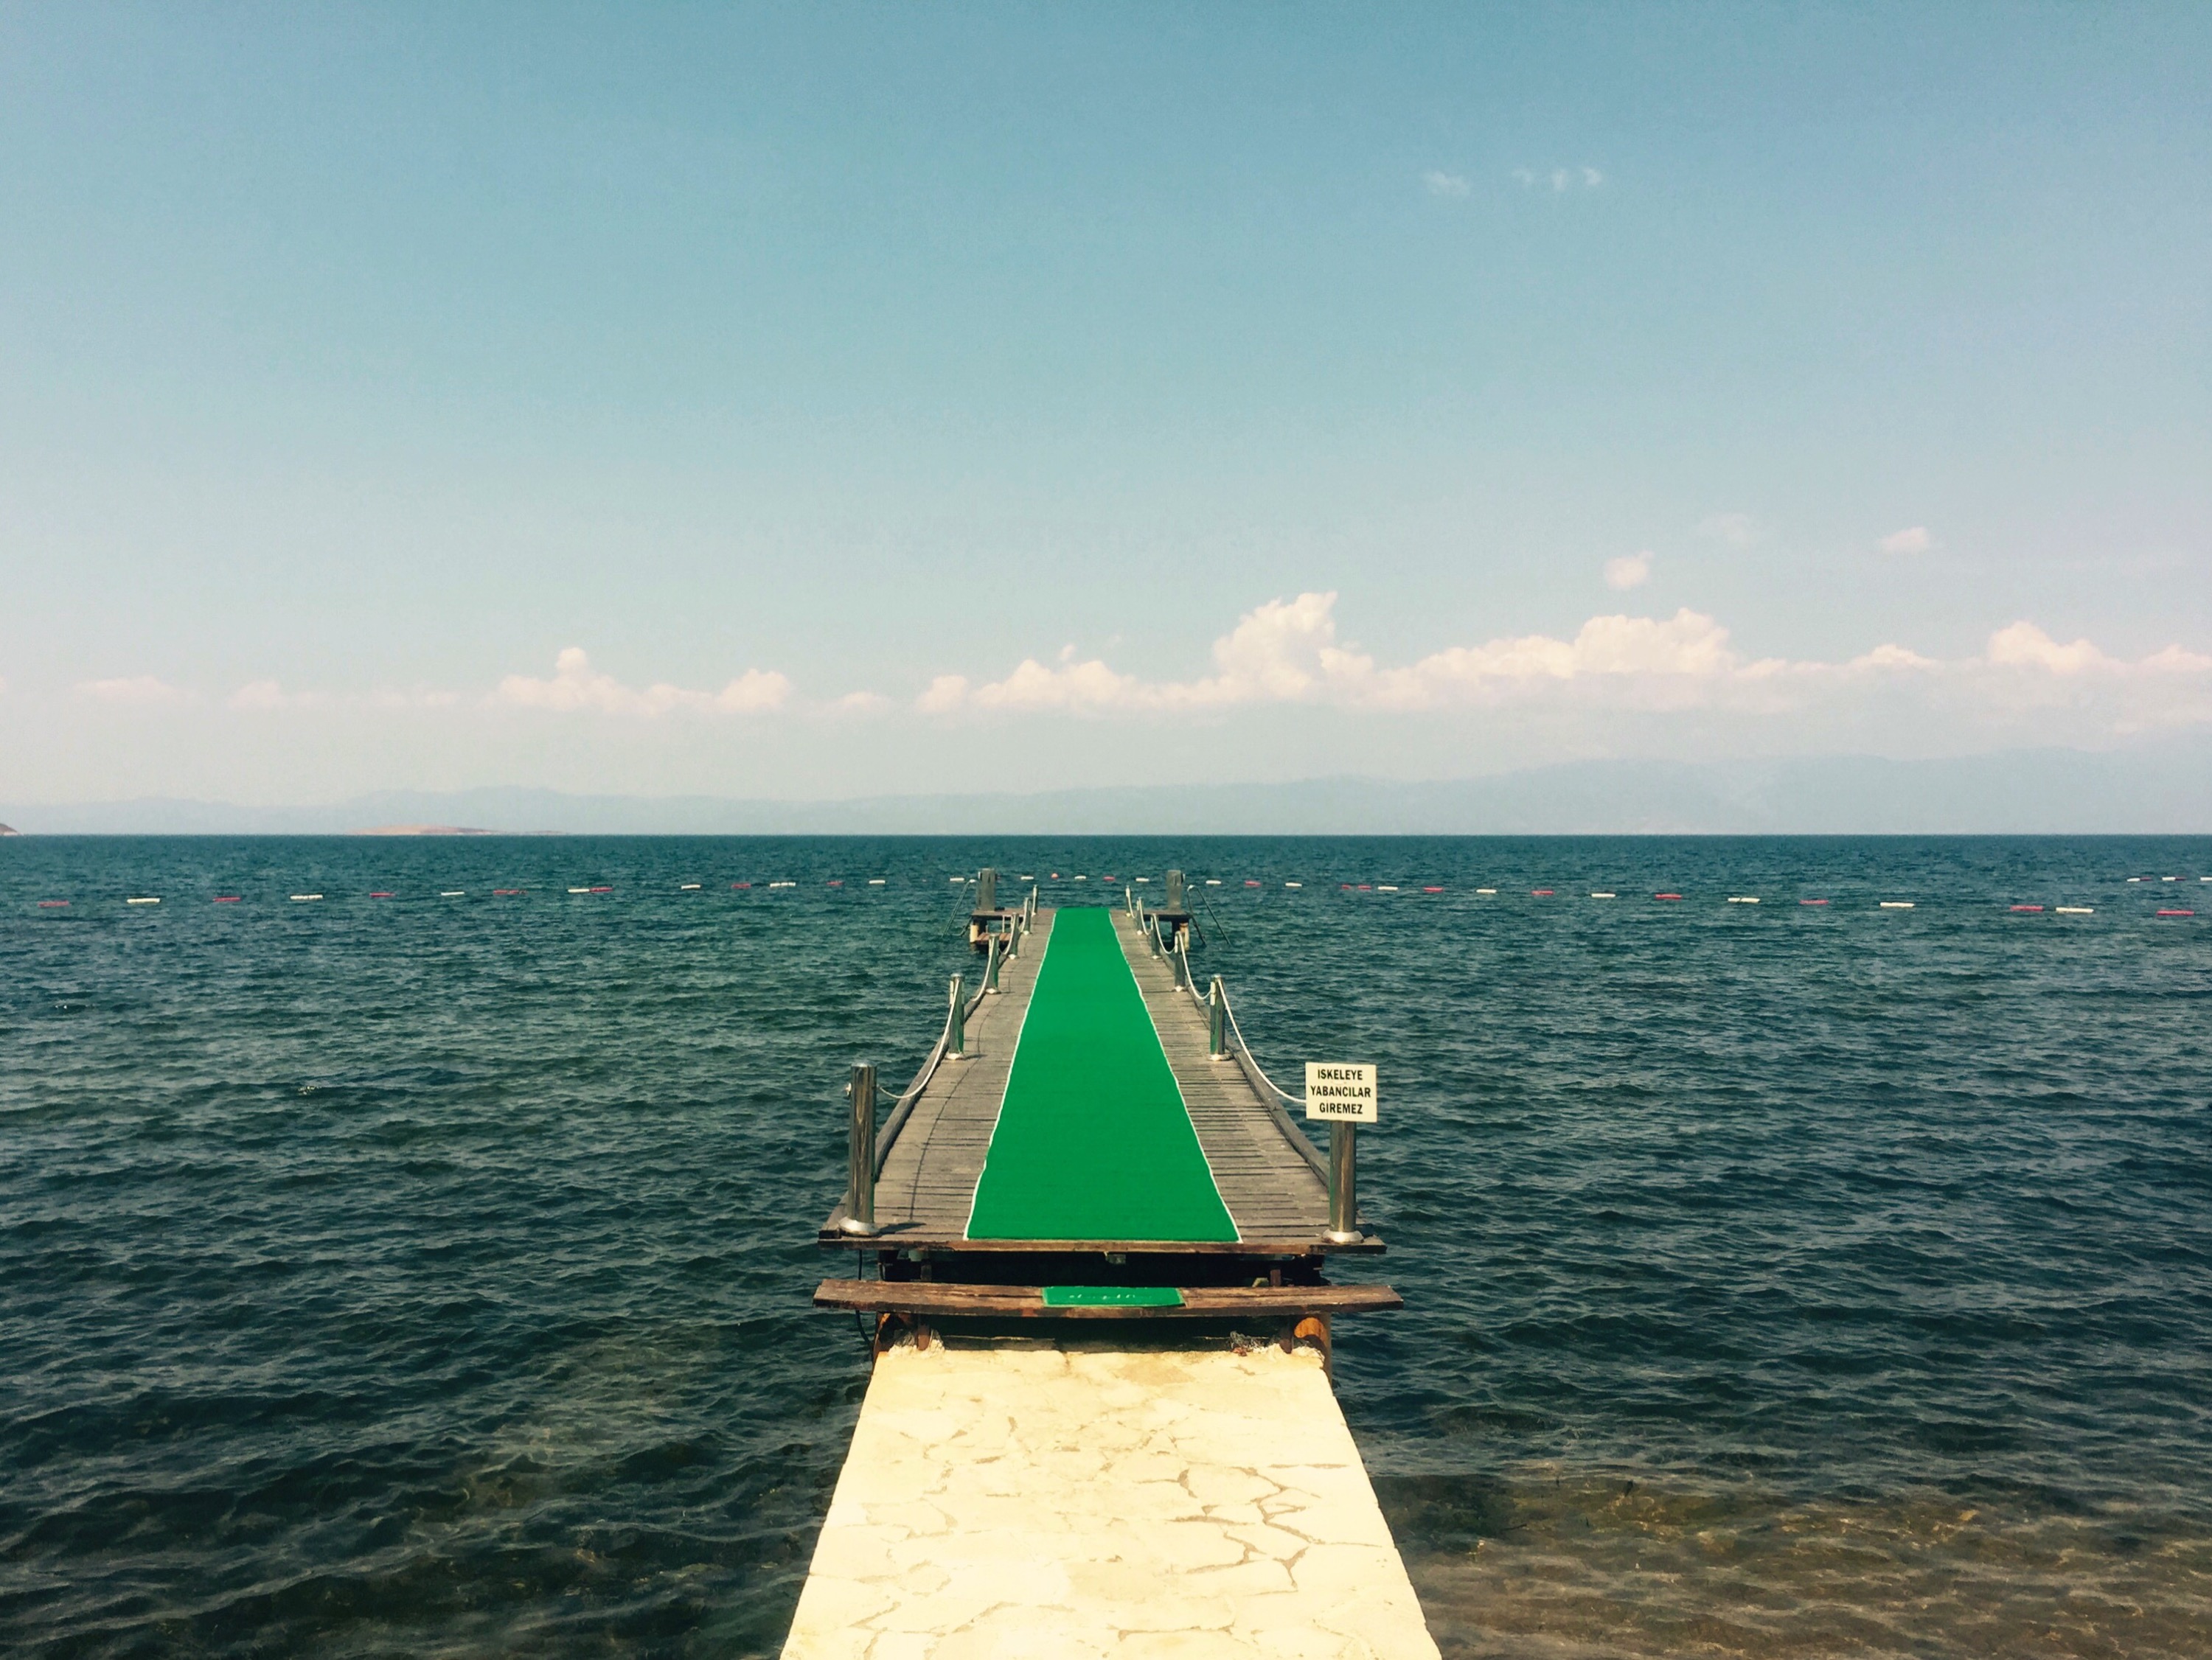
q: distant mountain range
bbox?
[6,745,2210,834]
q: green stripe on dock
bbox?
[967,907,1237,1243]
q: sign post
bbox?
[1306,1064,1377,1244]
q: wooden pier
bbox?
[785,877,1436,1659]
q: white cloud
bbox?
[1697,512,1760,547]
[1604,551,1653,590]
[229,680,295,711]
[1514,165,1604,191]
[1848,643,1940,672]
[79,674,188,706]
[1986,621,2110,675]
[914,593,2212,732]
[828,690,893,716]
[492,647,790,716]
[1422,170,1471,198]
[1878,526,1933,556]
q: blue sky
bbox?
[2,3,2207,803]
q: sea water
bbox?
[3,836,2207,1657]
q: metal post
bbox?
[1172,934,1189,988]
[984,933,1002,993]
[947,974,966,1058]
[1208,976,1227,1059]
[1166,869,1186,912]
[842,1063,879,1235]
[976,868,997,913]
[1325,1123,1360,1244]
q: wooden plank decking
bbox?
[818,904,1380,1255]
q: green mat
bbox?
[966,907,1238,1242]
[1041,1286,1186,1308]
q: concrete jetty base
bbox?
[782,1339,1439,1659]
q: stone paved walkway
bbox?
[782,1341,1439,1659]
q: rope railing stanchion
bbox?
[947,973,967,1059]
[984,932,1002,994]
[841,1062,879,1235]
[1208,975,1228,1059]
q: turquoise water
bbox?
[4,836,2208,1657]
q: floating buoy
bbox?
[590,885,613,893]
[733,882,751,890]
[1879,901,1913,910]
[1475,887,1497,895]
[1245,880,1261,887]
[827,880,844,887]
[1533,889,1554,897]
[1284,882,1301,889]
[868,879,886,886]
[1134,876,1150,884]
[1205,879,1220,886]
[2011,904,2044,913]
[215,896,242,904]
[2163,876,2180,882]
[567,887,590,894]
[127,896,160,904]
[38,899,69,907]
[494,889,523,896]
[289,894,321,902]
[441,890,465,898]
[1074,875,1088,882]
[370,891,394,899]
[2127,877,2143,883]
[1423,886,1443,893]
[680,883,701,890]
[1655,893,1681,901]
[769,881,796,889]
[1800,899,1828,906]
[1377,885,1397,893]
[2056,907,2093,914]
[1728,896,1759,904]
[2157,909,2195,918]
[950,876,964,883]
[1357,885,1374,892]
[1590,892,1615,899]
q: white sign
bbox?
[1304,1062,1377,1123]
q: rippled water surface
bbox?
[4,836,2208,1657]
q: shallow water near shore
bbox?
[4,834,2208,1656]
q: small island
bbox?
[349,825,493,837]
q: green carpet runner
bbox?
[965,907,1238,1242]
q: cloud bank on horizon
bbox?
[52,593,2211,742]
